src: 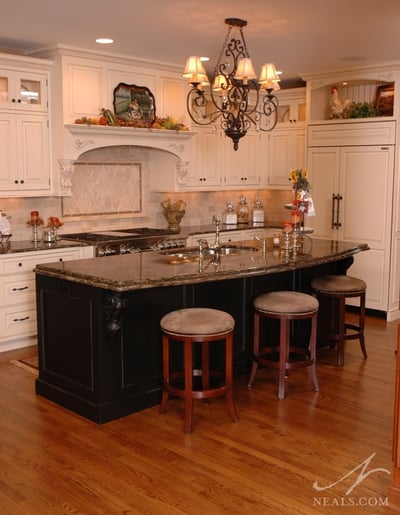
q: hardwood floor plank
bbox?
[0,313,398,514]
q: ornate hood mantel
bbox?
[58,124,195,195]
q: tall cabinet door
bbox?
[308,144,394,310]
[339,145,394,310]
[307,147,340,238]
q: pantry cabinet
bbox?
[0,53,52,197]
[307,121,396,312]
[0,245,94,351]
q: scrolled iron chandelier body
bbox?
[183,18,280,151]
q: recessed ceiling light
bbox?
[96,38,114,44]
[200,57,209,62]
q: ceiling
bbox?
[2,0,400,86]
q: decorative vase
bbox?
[164,210,185,231]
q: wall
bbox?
[2,141,294,240]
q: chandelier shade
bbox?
[183,18,280,150]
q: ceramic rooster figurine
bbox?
[329,86,351,118]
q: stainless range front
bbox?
[62,228,186,257]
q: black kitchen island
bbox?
[34,238,368,423]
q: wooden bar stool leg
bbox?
[248,312,260,387]
[278,317,289,400]
[309,313,319,392]
[202,341,210,392]
[225,333,238,421]
[159,334,169,414]
[337,296,346,367]
[359,292,367,358]
[183,337,193,434]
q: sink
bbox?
[160,244,259,263]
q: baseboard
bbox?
[0,335,37,353]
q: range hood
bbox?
[64,124,194,161]
[58,124,196,195]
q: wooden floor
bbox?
[0,314,399,514]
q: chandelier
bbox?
[183,18,280,151]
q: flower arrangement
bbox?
[289,169,311,192]
[26,210,44,226]
[46,216,63,230]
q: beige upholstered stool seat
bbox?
[311,275,366,295]
[159,307,238,433]
[254,291,319,314]
[248,291,319,400]
[160,307,234,336]
[311,275,367,367]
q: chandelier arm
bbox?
[186,87,223,126]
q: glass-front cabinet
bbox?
[0,70,48,112]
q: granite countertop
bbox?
[35,238,369,293]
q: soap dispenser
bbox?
[237,195,249,224]
[222,202,237,225]
[252,198,265,224]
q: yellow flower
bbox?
[289,169,310,190]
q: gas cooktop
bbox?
[62,227,177,243]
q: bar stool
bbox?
[311,275,367,367]
[159,307,238,433]
[248,291,319,400]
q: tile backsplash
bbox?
[1,144,293,240]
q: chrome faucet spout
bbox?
[212,214,221,249]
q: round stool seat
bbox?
[311,275,366,294]
[254,291,319,315]
[160,307,234,336]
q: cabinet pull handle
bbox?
[336,194,343,228]
[331,194,336,229]
[12,286,29,291]
[13,316,30,322]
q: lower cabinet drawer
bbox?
[0,305,37,340]
[0,273,35,306]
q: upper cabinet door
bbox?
[0,70,48,112]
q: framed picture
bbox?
[113,83,156,124]
[374,83,394,116]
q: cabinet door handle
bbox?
[336,194,343,228]
[12,286,29,291]
[331,194,337,229]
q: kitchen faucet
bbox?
[212,214,221,249]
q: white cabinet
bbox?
[307,135,395,312]
[0,68,49,112]
[167,127,266,192]
[222,130,265,188]
[0,113,50,194]
[268,127,306,187]
[275,88,306,125]
[0,54,52,197]
[0,246,94,351]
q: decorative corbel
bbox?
[58,159,75,195]
[176,160,189,186]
